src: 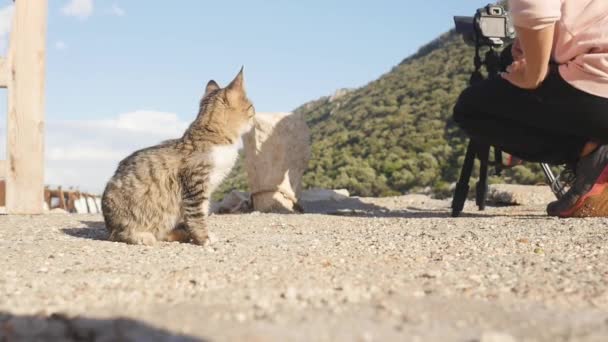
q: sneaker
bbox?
[547,145,608,218]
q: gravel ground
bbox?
[1,195,608,341]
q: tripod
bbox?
[451,44,566,218]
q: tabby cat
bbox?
[101,69,254,245]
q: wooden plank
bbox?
[91,194,100,213]
[67,191,78,213]
[83,193,91,213]
[58,186,66,210]
[0,57,8,88]
[76,197,85,213]
[95,197,102,214]
[0,180,5,207]
[0,160,6,179]
[5,0,48,214]
[44,187,51,210]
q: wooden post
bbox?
[83,193,92,213]
[44,187,51,210]
[58,186,66,210]
[67,191,78,213]
[5,0,48,214]
[0,58,7,89]
[91,194,100,213]
[0,180,5,207]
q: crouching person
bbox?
[453,0,608,218]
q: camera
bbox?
[454,4,515,47]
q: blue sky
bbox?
[43,0,491,118]
[0,0,489,193]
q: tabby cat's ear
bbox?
[205,80,220,97]
[225,67,246,104]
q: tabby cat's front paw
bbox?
[189,230,209,246]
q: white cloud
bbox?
[55,40,67,51]
[0,4,14,53]
[111,110,188,135]
[47,146,127,162]
[110,4,125,17]
[0,3,13,36]
[62,0,94,20]
[0,110,191,194]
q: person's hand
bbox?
[503,25,555,90]
[511,38,524,61]
[501,59,547,90]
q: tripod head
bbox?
[455,4,515,85]
[470,46,506,86]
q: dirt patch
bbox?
[1,195,607,341]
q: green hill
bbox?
[216,26,548,200]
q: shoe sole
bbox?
[560,165,608,218]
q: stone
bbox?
[329,88,352,102]
[299,188,350,203]
[480,331,517,342]
[243,112,311,213]
[212,191,252,214]
[487,184,555,206]
[49,208,68,215]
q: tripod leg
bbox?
[476,144,490,211]
[494,147,503,176]
[452,140,477,217]
[541,163,567,199]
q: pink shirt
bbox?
[510,0,608,98]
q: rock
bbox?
[212,191,252,214]
[243,112,311,213]
[329,88,352,102]
[480,331,517,342]
[487,184,555,206]
[423,186,433,195]
[282,286,298,301]
[208,232,218,244]
[300,188,350,203]
[49,208,68,215]
[0,314,201,341]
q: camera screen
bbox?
[479,17,506,38]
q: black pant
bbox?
[453,66,608,165]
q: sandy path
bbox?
[1,196,607,341]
